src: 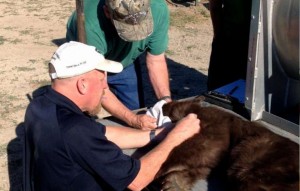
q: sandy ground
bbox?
[0,0,212,190]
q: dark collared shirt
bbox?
[24,86,140,191]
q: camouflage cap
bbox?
[106,0,153,41]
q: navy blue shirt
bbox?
[24,86,140,191]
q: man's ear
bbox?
[77,77,88,95]
[103,5,111,19]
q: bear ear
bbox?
[162,102,172,116]
[193,95,206,103]
[162,100,179,118]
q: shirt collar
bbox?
[35,85,83,115]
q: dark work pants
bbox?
[207,30,249,91]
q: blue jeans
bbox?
[107,63,144,110]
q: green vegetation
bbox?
[0,36,5,45]
[170,4,210,28]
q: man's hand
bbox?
[167,113,201,146]
[102,89,158,130]
[130,114,158,130]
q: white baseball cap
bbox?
[49,41,123,79]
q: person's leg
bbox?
[207,29,249,91]
[107,64,141,110]
[223,32,248,82]
[207,37,227,90]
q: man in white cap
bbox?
[24,41,201,191]
[66,0,171,130]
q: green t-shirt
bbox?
[66,0,169,68]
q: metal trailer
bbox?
[244,0,299,142]
[204,0,299,142]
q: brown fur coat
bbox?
[154,97,299,191]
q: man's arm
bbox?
[146,52,172,102]
[101,88,158,130]
[105,125,168,149]
[127,113,201,191]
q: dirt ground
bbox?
[0,0,212,190]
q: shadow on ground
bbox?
[140,55,208,107]
[7,123,24,191]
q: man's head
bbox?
[105,0,153,41]
[49,41,123,79]
[49,41,123,115]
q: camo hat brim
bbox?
[106,0,153,41]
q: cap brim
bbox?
[113,9,153,42]
[95,59,123,73]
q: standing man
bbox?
[207,0,252,90]
[66,0,171,130]
[24,41,201,191]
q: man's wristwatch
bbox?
[159,96,171,101]
[150,129,156,141]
